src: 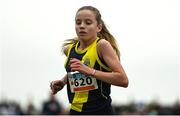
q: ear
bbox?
[97,23,102,33]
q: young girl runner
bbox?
[50,6,128,115]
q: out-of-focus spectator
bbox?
[144,101,159,115]
[0,101,9,115]
[41,92,63,115]
[25,102,39,115]
[172,100,180,115]
[0,100,23,115]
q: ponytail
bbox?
[97,20,120,59]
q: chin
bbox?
[78,36,88,40]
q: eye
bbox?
[86,20,92,25]
[76,20,81,25]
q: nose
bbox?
[79,22,85,29]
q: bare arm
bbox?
[94,39,128,87]
[50,45,70,94]
[63,44,70,56]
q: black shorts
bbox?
[69,105,114,115]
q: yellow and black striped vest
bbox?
[64,37,112,113]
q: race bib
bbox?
[68,71,98,93]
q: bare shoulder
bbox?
[97,39,109,46]
[63,45,70,56]
[97,39,111,51]
[97,39,113,58]
[97,39,114,50]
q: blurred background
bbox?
[0,0,180,115]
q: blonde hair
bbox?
[62,6,120,59]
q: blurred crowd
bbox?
[0,93,68,115]
[113,100,180,115]
[0,95,180,115]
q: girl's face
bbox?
[75,10,101,41]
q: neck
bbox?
[79,37,97,50]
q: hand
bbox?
[50,80,65,95]
[70,58,94,75]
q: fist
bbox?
[50,80,65,95]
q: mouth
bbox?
[78,31,87,36]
